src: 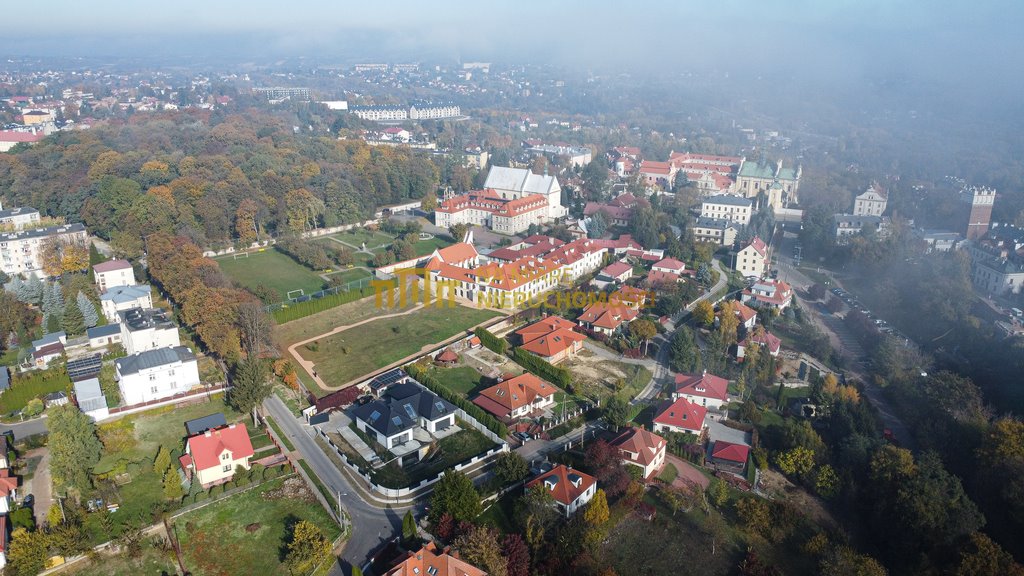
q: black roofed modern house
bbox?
[114,346,199,406]
[352,380,457,466]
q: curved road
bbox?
[263,395,419,575]
[0,416,48,440]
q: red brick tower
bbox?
[964,186,996,240]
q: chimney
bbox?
[204,430,212,437]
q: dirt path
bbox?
[287,304,426,390]
[25,447,52,522]
[665,454,710,490]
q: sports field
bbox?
[324,268,372,285]
[216,248,325,297]
[297,305,502,386]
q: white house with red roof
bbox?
[741,279,793,312]
[473,373,558,420]
[180,423,255,488]
[594,260,632,288]
[610,427,667,480]
[653,397,708,436]
[710,440,750,476]
[737,329,782,360]
[577,301,638,335]
[730,301,758,330]
[735,237,769,278]
[639,160,676,188]
[0,129,45,152]
[526,464,597,517]
[515,317,585,365]
[652,258,686,275]
[93,259,135,292]
[673,371,729,410]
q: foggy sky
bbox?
[3,0,1022,100]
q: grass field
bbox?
[426,365,484,395]
[414,236,454,257]
[175,477,340,576]
[331,228,395,249]
[275,292,417,348]
[297,305,501,386]
[0,368,71,415]
[217,248,326,297]
[324,268,372,285]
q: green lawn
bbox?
[217,248,326,297]
[298,305,501,386]
[0,367,71,415]
[478,491,518,534]
[427,365,484,395]
[414,236,454,257]
[659,462,679,484]
[175,477,340,576]
[266,415,295,451]
[331,228,395,249]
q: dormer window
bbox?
[221,452,230,460]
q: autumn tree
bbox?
[583,489,610,526]
[628,318,658,355]
[420,191,438,212]
[449,223,469,242]
[237,300,276,358]
[285,520,332,575]
[954,532,1024,576]
[454,525,507,576]
[718,301,740,346]
[284,188,325,232]
[515,484,560,555]
[234,198,261,243]
[163,466,184,500]
[153,446,171,475]
[693,300,715,326]
[5,528,48,576]
[503,533,531,576]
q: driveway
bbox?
[664,454,710,490]
[24,447,52,523]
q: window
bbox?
[223,464,231,472]
[222,452,230,460]
[150,386,158,394]
[149,374,157,381]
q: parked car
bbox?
[22,494,34,508]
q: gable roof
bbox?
[484,165,559,195]
[100,284,151,304]
[741,330,782,354]
[732,301,758,323]
[526,464,597,507]
[435,242,478,265]
[474,373,557,413]
[610,427,666,467]
[741,237,768,258]
[93,259,133,273]
[600,261,632,278]
[186,424,254,472]
[315,386,363,413]
[711,440,751,463]
[653,397,708,432]
[652,258,686,272]
[674,372,729,401]
[384,541,487,576]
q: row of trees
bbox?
[0,111,442,257]
[146,232,274,360]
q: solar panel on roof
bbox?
[67,354,103,381]
[371,368,405,389]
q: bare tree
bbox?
[237,300,276,357]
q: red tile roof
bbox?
[646,270,681,286]
[742,237,768,258]
[474,373,557,414]
[711,441,750,463]
[515,316,578,344]
[577,301,638,330]
[436,242,479,265]
[639,160,673,175]
[435,348,459,363]
[652,258,686,272]
[600,261,632,279]
[674,372,729,402]
[0,469,17,497]
[186,424,255,472]
[653,398,707,432]
[526,464,597,507]
[733,302,758,323]
[384,541,486,576]
[0,130,45,143]
[519,327,585,359]
[610,427,666,468]
[741,330,782,355]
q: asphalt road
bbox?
[0,416,48,440]
[263,395,418,575]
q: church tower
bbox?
[964,185,995,240]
